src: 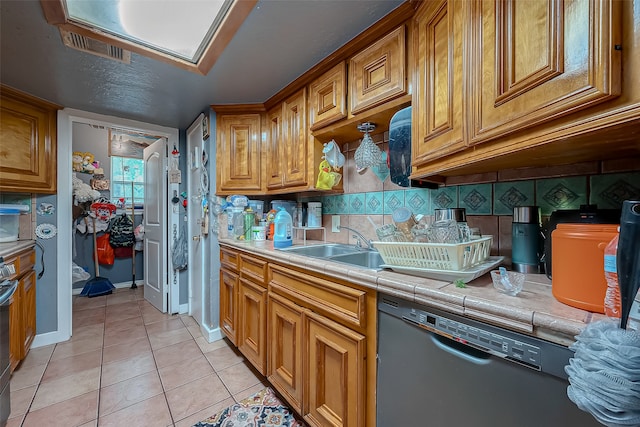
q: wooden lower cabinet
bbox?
[22,270,36,353]
[305,311,365,427]
[9,269,36,372]
[220,244,376,427]
[220,267,239,346]
[8,279,23,371]
[267,293,304,414]
[238,278,267,374]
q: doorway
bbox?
[39,108,181,347]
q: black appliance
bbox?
[0,279,17,427]
[544,205,620,279]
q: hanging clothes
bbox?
[109,213,135,248]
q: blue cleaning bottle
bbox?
[273,207,293,248]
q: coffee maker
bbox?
[512,206,542,273]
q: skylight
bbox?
[65,0,231,62]
[41,0,257,74]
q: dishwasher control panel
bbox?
[403,307,542,370]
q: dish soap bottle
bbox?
[273,208,293,248]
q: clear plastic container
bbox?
[271,200,296,219]
[0,204,27,242]
[0,214,19,242]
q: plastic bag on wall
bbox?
[172,226,188,271]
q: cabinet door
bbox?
[220,268,239,345]
[238,278,267,375]
[469,0,621,144]
[349,26,406,115]
[282,89,308,188]
[266,105,284,190]
[0,86,58,194]
[268,293,304,414]
[22,270,36,355]
[305,311,366,427]
[413,0,468,165]
[9,280,24,372]
[216,114,262,192]
[308,62,347,131]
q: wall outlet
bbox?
[331,215,340,232]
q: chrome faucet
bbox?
[338,225,374,250]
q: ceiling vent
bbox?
[60,29,131,64]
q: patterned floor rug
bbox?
[193,387,306,427]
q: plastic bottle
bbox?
[294,203,303,227]
[603,227,621,319]
[273,208,293,248]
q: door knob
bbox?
[192,235,201,241]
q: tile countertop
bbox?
[0,240,36,259]
[221,238,606,347]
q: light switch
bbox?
[331,215,340,232]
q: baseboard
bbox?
[72,280,144,295]
[201,325,224,342]
[32,329,71,348]
[179,303,189,315]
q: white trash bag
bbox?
[72,262,91,283]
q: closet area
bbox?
[71,123,145,294]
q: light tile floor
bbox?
[7,287,268,427]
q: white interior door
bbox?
[143,138,168,312]
[187,114,206,326]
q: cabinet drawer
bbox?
[2,247,35,280]
[268,264,366,330]
[220,247,239,271]
[239,254,268,287]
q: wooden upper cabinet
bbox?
[0,85,60,194]
[266,105,284,190]
[349,26,406,115]
[468,0,621,144]
[308,62,347,131]
[216,113,262,193]
[413,0,468,166]
[282,89,308,188]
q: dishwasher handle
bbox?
[430,333,491,365]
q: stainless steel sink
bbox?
[278,244,361,258]
[278,243,384,270]
[329,251,385,270]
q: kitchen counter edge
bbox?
[219,238,604,347]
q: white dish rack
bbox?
[373,236,493,271]
[381,256,504,283]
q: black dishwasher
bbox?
[376,294,600,427]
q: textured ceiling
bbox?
[0,0,404,130]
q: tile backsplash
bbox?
[311,132,640,265]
